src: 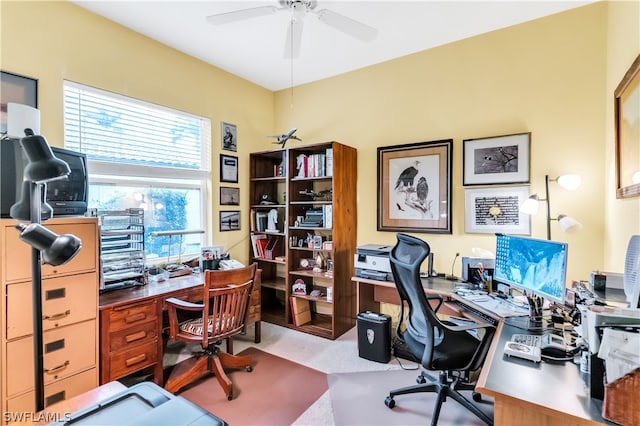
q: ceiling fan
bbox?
[206,0,378,58]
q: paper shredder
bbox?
[357,311,391,363]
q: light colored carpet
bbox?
[328,369,494,426]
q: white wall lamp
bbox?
[519,174,582,240]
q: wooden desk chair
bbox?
[164,263,257,400]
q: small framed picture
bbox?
[221,122,237,152]
[463,132,530,186]
[220,154,238,183]
[464,185,531,235]
[1,71,38,134]
[219,211,240,231]
[220,186,240,205]
[313,235,323,249]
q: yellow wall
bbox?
[604,0,640,271]
[0,0,274,257]
[2,1,639,281]
[275,2,614,283]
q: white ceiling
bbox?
[71,1,595,91]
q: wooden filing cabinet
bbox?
[0,217,100,424]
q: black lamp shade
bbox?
[20,135,70,183]
[9,182,53,221]
[15,223,82,266]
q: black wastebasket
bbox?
[357,311,391,363]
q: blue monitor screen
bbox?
[494,234,568,303]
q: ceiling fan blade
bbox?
[206,6,277,25]
[315,9,377,42]
[284,18,304,59]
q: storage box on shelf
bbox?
[0,217,100,421]
[249,141,356,339]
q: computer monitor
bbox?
[623,235,640,309]
[494,234,568,304]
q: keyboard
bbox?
[454,301,499,326]
[457,293,529,318]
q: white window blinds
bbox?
[63,81,211,172]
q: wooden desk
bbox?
[98,271,261,385]
[352,276,607,425]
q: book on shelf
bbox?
[250,233,268,258]
[255,238,269,258]
[323,204,332,228]
[255,211,268,232]
[326,147,333,177]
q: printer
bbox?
[355,244,394,282]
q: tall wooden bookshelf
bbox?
[249,142,357,339]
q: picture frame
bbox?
[377,139,452,234]
[463,132,530,186]
[219,210,240,231]
[614,54,640,199]
[1,71,38,134]
[220,186,240,205]
[221,121,237,152]
[464,185,531,235]
[220,154,238,183]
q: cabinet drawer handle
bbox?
[125,353,147,367]
[44,360,70,375]
[125,312,147,323]
[125,330,147,343]
[43,310,71,321]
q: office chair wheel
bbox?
[246,366,253,372]
[472,392,482,402]
[416,375,426,384]
[227,393,233,401]
[384,396,396,409]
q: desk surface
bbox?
[476,321,605,425]
[99,273,204,309]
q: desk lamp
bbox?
[7,103,82,412]
[519,174,582,240]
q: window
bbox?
[63,81,211,263]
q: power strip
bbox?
[503,341,541,363]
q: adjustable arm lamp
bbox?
[7,103,82,412]
[519,174,582,240]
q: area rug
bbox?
[328,369,494,425]
[177,347,328,426]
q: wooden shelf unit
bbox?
[249,142,357,339]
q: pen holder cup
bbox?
[202,259,220,271]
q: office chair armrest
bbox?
[426,294,443,313]
[165,297,204,311]
[165,297,205,340]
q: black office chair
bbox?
[384,233,496,426]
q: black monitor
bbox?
[494,234,568,305]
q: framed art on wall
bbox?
[221,122,237,152]
[219,211,240,231]
[614,54,640,199]
[1,71,38,134]
[220,154,239,183]
[464,185,531,235]
[377,139,452,234]
[220,186,240,205]
[463,132,530,185]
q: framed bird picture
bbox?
[377,139,452,233]
[462,132,530,186]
